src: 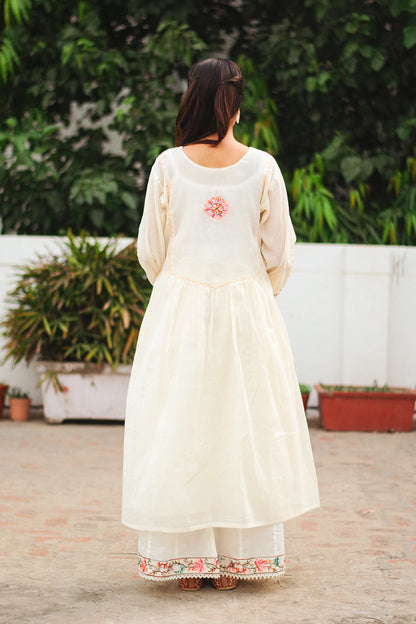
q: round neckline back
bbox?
[180,145,252,171]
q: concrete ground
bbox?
[0,409,415,624]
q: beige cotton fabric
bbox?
[122,146,319,532]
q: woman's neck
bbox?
[200,125,236,146]
[182,130,249,168]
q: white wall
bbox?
[277,243,416,405]
[1,236,415,407]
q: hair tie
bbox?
[219,79,241,88]
[219,80,242,96]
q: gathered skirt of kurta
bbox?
[121,146,319,538]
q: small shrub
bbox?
[0,230,151,368]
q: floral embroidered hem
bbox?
[137,553,286,581]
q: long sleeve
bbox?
[137,157,168,285]
[259,159,296,296]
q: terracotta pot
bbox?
[0,384,8,418]
[315,384,416,432]
[301,392,310,411]
[9,397,31,422]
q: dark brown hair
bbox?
[175,58,243,147]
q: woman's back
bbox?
[140,145,295,294]
[156,146,272,287]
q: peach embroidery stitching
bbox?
[204,196,229,220]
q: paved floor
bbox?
[0,410,415,624]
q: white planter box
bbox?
[35,361,131,423]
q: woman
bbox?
[121,57,319,591]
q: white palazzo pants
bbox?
[137,523,285,581]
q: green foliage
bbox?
[291,154,338,242]
[7,386,29,398]
[0,0,245,236]
[379,150,416,244]
[248,0,416,165]
[0,30,20,81]
[1,1,416,244]
[237,0,416,244]
[3,0,32,26]
[112,20,207,179]
[289,134,416,245]
[0,0,32,81]
[0,14,207,235]
[0,231,152,368]
[0,111,140,235]
[320,380,394,393]
[0,5,280,236]
[233,55,280,154]
[289,146,374,244]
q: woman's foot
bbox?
[211,575,238,590]
[178,577,204,591]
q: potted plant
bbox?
[0,230,151,423]
[299,384,311,411]
[0,382,9,418]
[315,381,416,432]
[7,386,31,421]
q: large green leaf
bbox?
[341,157,363,183]
[403,25,416,49]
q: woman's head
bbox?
[175,58,243,147]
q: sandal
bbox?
[211,576,238,590]
[178,577,204,591]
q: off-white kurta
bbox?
[122,146,319,534]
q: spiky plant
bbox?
[0,230,151,369]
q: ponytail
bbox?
[212,75,243,144]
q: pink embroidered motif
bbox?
[204,196,229,220]
[137,553,285,579]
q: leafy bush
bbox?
[0,231,151,367]
[380,150,416,244]
[291,154,338,243]
[1,1,416,244]
[237,0,416,244]
[289,142,416,244]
